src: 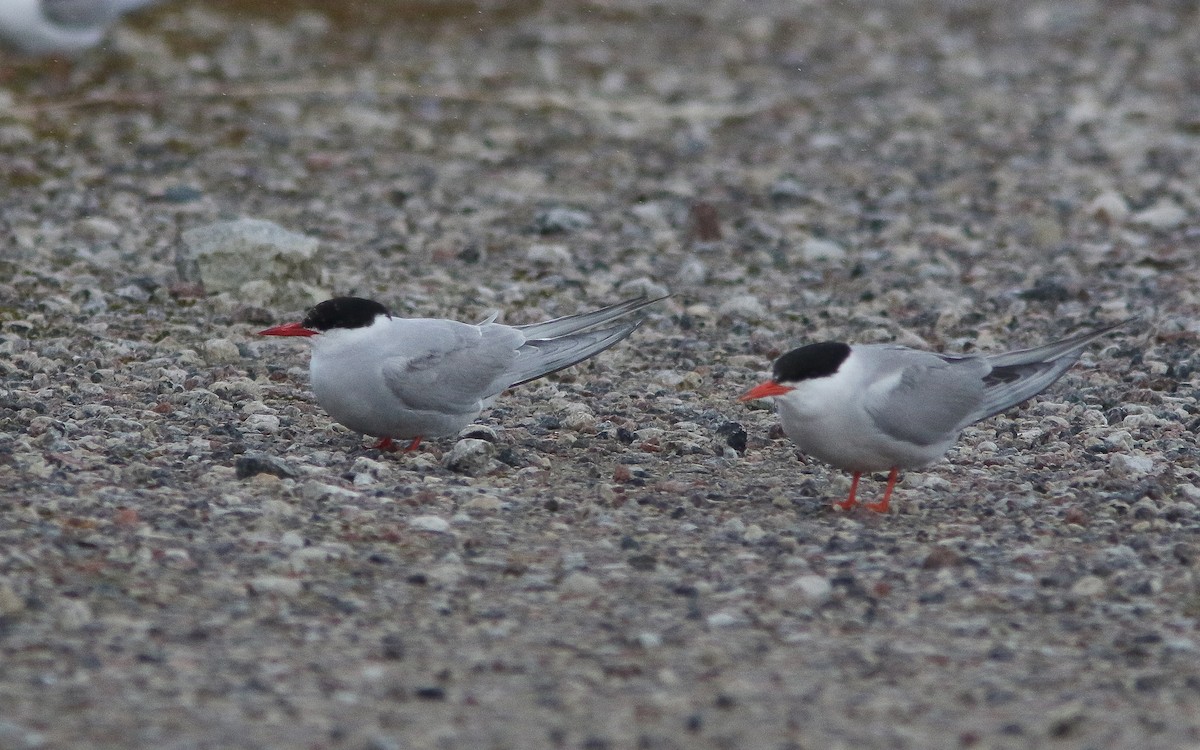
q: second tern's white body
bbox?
[743,320,1127,512]
[772,345,990,473]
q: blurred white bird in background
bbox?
[0,0,163,56]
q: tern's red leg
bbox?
[403,436,423,453]
[370,437,395,451]
[866,467,900,513]
[834,472,861,510]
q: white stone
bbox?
[742,524,767,543]
[443,438,496,476]
[1109,453,1155,477]
[409,515,451,533]
[203,338,241,364]
[247,576,303,596]
[791,574,833,603]
[182,218,324,305]
[1070,575,1105,597]
[716,294,766,320]
[1086,191,1129,223]
[1131,200,1187,229]
[526,243,573,268]
[801,237,847,262]
[243,414,280,433]
[706,610,745,628]
[560,572,602,595]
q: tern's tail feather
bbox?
[506,319,646,388]
[968,319,1130,425]
[514,295,667,339]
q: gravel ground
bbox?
[2,1,1199,748]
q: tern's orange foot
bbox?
[834,497,858,510]
[865,499,890,513]
[403,436,423,453]
[371,437,396,451]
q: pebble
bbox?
[463,494,504,511]
[1109,453,1155,477]
[716,294,766,320]
[1070,575,1106,597]
[526,243,573,268]
[706,610,746,628]
[181,218,324,305]
[533,206,594,234]
[247,576,304,597]
[203,338,242,364]
[243,414,281,433]
[443,438,496,476]
[235,454,297,480]
[791,575,833,603]
[1130,200,1187,229]
[409,515,451,533]
[800,237,847,262]
[0,582,26,616]
[560,572,603,595]
[1086,191,1129,223]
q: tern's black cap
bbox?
[302,297,391,331]
[772,341,851,383]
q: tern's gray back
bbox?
[379,319,524,414]
[858,346,990,447]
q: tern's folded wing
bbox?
[380,321,522,414]
[864,354,988,447]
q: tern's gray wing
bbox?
[861,347,989,447]
[380,320,522,414]
[967,319,1130,424]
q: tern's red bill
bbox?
[738,381,794,402]
[259,322,318,337]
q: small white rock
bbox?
[409,515,451,533]
[742,524,767,543]
[203,338,241,364]
[247,576,303,596]
[716,294,766,320]
[1086,191,1129,223]
[443,438,496,476]
[560,572,602,595]
[1070,575,1106,597]
[706,610,745,628]
[1109,453,1155,477]
[526,243,573,268]
[243,414,280,433]
[791,574,833,603]
[800,237,847,262]
[1131,200,1187,229]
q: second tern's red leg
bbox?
[866,467,900,513]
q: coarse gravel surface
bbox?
[2,1,1200,748]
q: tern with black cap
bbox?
[260,295,665,452]
[739,320,1128,513]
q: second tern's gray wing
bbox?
[862,347,989,447]
[380,320,523,414]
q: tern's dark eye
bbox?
[772,342,851,383]
[302,297,391,331]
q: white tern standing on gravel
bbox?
[739,320,1129,513]
[0,0,163,56]
[260,295,665,452]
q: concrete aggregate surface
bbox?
[1,1,1199,748]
